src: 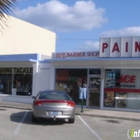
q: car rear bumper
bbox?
[32,106,75,119]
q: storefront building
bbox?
[0,14,56,103]
[1,22,140,112]
[44,36,140,111]
[0,67,33,96]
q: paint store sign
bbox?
[100,37,140,57]
[0,67,33,74]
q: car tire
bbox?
[32,113,38,123]
[68,117,75,123]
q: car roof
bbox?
[40,90,67,93]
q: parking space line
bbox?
[77,116,104,140]
[14,110,29,135]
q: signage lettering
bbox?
[100,37,140,57]
[125,42,128,52]
[14,68,33,74]
[112,43,120,52]
[52,51,99,59]
[0,68,33,74]
[102,43,108,52]
[0,68,12,74]
[102,42,140,53]
[117,75,136,83]
[135,42,140,52]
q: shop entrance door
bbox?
[89,76,100,107]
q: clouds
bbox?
[100,27,140,38]
[77,26,140,51]
[14,0,107,31]
[77,41,99,51]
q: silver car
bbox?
[32,90,75,123]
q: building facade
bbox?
[39,36,140,112]
[0,16,140,112]
[0,15,56,103]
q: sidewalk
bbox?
[0,101,140,121]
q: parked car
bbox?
[32,90,75,123]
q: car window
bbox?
[39,91,70,100]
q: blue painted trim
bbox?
[0,54,39,62]
[41,57,140,63]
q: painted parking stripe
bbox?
[77,116,104,140]
[14,110,29,134]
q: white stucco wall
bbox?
[32,63,53,96]
[0,14,56,56]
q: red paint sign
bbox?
[117,75,136,83]
[100,37,140,57]
[102,42,140,53]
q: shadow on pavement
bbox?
[10,110,68,126]
[104,119,121,124]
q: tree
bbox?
[0,0,17,29]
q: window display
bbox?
[0,75,12,94]
[89,77,100,106]
[104,91,115,107]
[13,74,32,96]
[0,67,33,96]
[104,69,140,110]
[55,69,87,105]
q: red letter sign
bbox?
[117,75,136,83]
[112,43,120,52]
[125,42,128,52]
[102,43,108,52]
[135,42,140,52]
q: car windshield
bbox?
[38,91,70,100]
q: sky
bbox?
[10,0,140,52]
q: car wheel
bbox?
[32,113,38,123]
[68,117,75,123]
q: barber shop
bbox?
[47,36,140,111]
[1,36,140,112]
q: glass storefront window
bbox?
[104,69,140,110]
[0,74,12,94]
[13,74,32,96]
[0,67,33,96]
[55,69,87,105]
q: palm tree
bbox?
[0,0,17,29]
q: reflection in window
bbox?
[104,69,140,110]
[55,69,87,105]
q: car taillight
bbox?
[34,100,42,106]
[67,101,75,107]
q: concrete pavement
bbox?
[0,101,140,121]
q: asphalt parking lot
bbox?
[0,107,139,140]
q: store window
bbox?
[0,74,12,94]
[104,69,140,110]
[0,67,33,96]
[13,74,32,96]
[55,69,87,105]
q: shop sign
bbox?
[117,75,136,83]
[0,67,33,74]
[117,75,136,88]
[100,36,140,57]
[52,51,99,59]
[13,68,33,74]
